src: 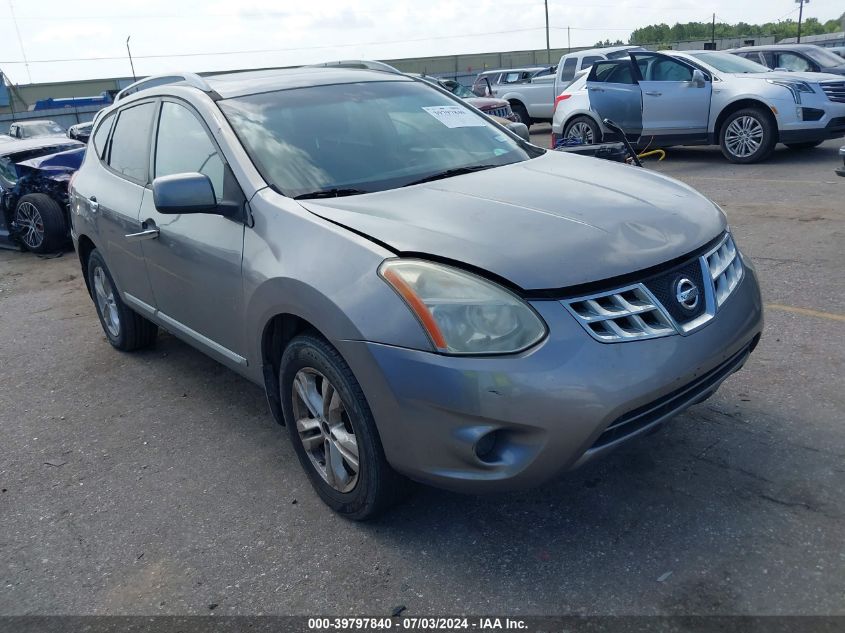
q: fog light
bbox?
[474,431,499,461]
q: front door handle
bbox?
[125,224,160,242]
[645,91,662,97]
[88,196,99,212]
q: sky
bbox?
[0,0,843,85]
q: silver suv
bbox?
[71,66,763,519]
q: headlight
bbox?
[379,259,547,355]
[766,79,814,104]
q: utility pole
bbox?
[711,13,716,46]
[796,0,808,43]
[7,0,32,84]
[126,36,137,82]
[567,26,571,53]
[544,0,551,64]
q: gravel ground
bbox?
[1,135,843,616]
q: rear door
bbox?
[85,101,158,307]
[585,60,642,138]
[630,52,711,140]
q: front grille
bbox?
[590,344,751,449]
[483,105,513,118]
[562,233,743,343]
[821,81,845,103]
[705,234,742,307]
[564,285,675,342]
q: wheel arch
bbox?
[713,99,779,144]
[562,110,604,134]
[76,233,99,297]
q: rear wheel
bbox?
[13,193,67,254]
[87,249,158,351]
[511,102,531,127]
[280,333,408,520]
[719,108,776,164]
[785,141,823,150]
[563,116,601,145]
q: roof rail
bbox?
[116,72,212,101]
[308,60,403,75]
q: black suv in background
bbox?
[730,44,845,76]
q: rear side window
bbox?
[560,57,578,82]
[591,61,635,84]
[108,102,155,182]
[92,113,115,159]
[580,56,603,70]
[154,101,225,202]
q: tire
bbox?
[87,249,158,351]
[719,108,776,164]
[280,333,408,520]
[785,141,823,150]
[511,102,531,127]
[13,193,67,254]
[563,115,601,145]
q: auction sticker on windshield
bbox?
[422,105,486,128]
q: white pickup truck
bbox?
[472,46,643,126]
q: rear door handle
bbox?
[588,87,605,92]
[645,91,662,97]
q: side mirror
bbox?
[505,121,530,142]
[691,69,707,87]
[153,172,218,214]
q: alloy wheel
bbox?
[724,116,764,158]
[15,202,44,250]
[566,121,595,144]
[291,367,360,493]
[93,266,121,338]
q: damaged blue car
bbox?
[0,137,84,253]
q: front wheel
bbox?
[13,193,67,254]
[511,102,531,127]
[280,333,408,520]
[785,141,823,150]
[719,108,776,164]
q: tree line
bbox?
[594,13,844,47]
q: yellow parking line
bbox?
[766,304,845,323]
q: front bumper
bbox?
[337,265,764,493]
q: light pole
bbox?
[126,36,137,82]
[544,0,551,65]
[796,0,809,44]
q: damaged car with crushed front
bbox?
[69,68,764,520]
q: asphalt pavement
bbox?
[1,135,843,616]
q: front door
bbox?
[585,60,643,138]
[139,99,247,365]
[630,52,711,140]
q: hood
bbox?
[16,147,85,174]
[732,70,845,83]
[300,151,726,290]
[465,97,510,111]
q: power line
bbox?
[0,26,550,64]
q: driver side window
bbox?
[776,52,813,72]
[154,101,225,202]
[647,58,693,81]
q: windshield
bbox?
[21,122,65,138]
[688,52,771,73]
[805,47,845,67]
[219,80,537,198]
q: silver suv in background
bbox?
[552,50,845,163]
[70,66,763,519]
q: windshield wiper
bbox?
[402,164,499,187]
[293,187,369,200]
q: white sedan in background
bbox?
[551,50,845,163]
